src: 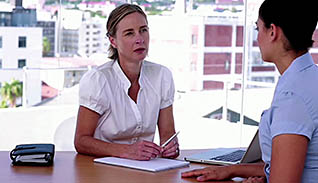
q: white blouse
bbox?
[79,60,175,144]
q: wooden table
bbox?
[0,150,237,183]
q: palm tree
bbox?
[0,79,23,108]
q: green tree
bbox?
[0,79,23,108]
[0,100,7,108]
[43,36,51,56]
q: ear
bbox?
[269,23,279,41]
[109,36,117,49]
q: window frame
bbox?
[18,59,26,68]
[18,36,27,48]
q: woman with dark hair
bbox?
[74,4,179,160]
[182,0,318,182]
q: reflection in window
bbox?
[18,36,26,48]
[18,59,26,68]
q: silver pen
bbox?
[161,131,180,147]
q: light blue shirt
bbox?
[259,52,318,182]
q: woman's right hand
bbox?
[122,140,162,160]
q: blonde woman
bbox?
[74,4,179,160]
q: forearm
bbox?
[74,135,128,158]
[229,162,265,178]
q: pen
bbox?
[161,131,180,147]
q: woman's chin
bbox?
[135,54,147,61]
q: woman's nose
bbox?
[136,39,144,44]
[135,38,144,44]
[135,33,144,44]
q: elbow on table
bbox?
[73,135,86,155]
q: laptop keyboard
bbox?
[210,150,246,162]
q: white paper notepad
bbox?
[94,157,190,172]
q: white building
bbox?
[0,26,42,107]
[60,9,108,58]
[78,12,108,57]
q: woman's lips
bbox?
[134,48,146,54]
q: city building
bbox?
[149,3,318,91]
[59,9,108,58]
[0,26,42,107]
[0,0,37,27]
[37,19,57,57]
[0,11,12,26]
[190,15,318,90]
[11,5,37,27]
[78,12,108,57]
[0,0,42,107]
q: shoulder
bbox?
[81,61,114,81]
[143,60,173,77]
[277,64,318,101]
[94,61,115,74]
[79,61,115,91]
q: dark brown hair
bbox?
[259,0,318,52]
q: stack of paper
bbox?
[94,157,190,172]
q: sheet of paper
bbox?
[94,157,190,172]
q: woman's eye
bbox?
[125,32,133,36]
[254,22,259,31]
[141,28,148,33]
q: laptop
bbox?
[184,130,261,165]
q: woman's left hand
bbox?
[181,166,233,181]
[161,138,179,158]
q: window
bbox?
[0,59,2,68]
[191,34,197,45]
[18,59,26,68]
[2,0,302,152]
[18,36,26,48]
[0,36,2,48]
[252,76,275,83]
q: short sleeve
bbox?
[79,69,109,115]
[160,67,175,109]
[271,91,315,140]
